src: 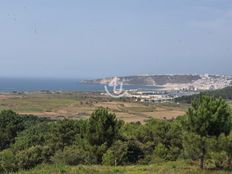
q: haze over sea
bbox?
[0,78,155,92]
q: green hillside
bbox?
[1,96,232,173]
[175,86,232,103]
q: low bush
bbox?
[52,146,94,165]
[0,149,17,173]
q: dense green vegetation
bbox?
[176,86,232,103]
[10,161,232,174]
[0,95,232,173]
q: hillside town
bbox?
[107,74,232,103]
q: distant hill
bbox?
[175,86,232,103]
[82,75,201,86]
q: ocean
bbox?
[0,78,157,92]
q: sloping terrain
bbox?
[82,75,201,86]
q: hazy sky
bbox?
[0,0,232,78]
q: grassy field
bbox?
[0,92,187,122]
[12,161,232,174]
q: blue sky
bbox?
[0,0,232,78]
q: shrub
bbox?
[0,110,25,151]
[216,133,232,169]
[51,119,80,151]
[208,151,228,169]
[102,150,115,165]
[102,140,144,166]
[166,146,181,161]
[183,132,201,160]
[153,143,168,161]
[13,122,53,151]
[52,146,94,165]
[16,145,45,169]
[0,149,17,173]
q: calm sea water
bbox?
[0,78,157,92]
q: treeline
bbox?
[0,95,232,173]
[175,86,232,103]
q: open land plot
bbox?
[0,92,188,122]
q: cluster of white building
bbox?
[102,74,232,103]
[128,74,232,103]
[162,74,232,91]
